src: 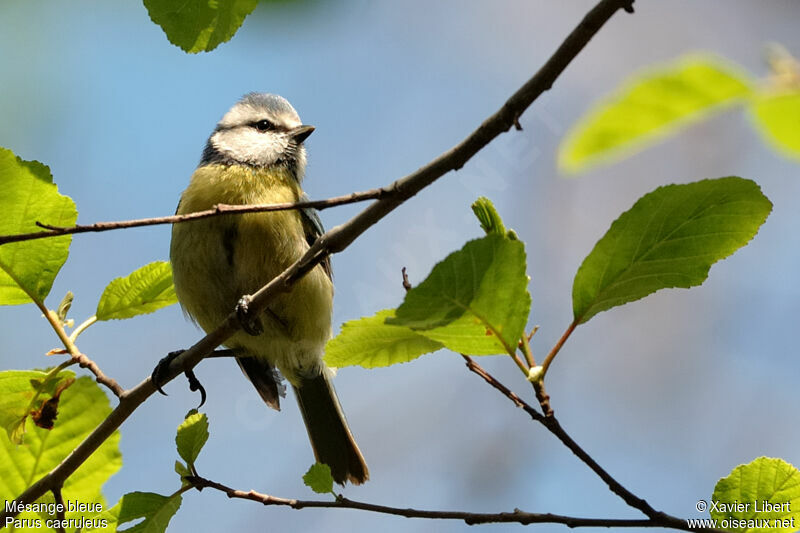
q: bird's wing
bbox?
[299,194,332,280]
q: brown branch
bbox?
[460,355,726,533]
[48,349,124,397]
[66,352,124,397]
[0,0,634,524]
[51,486,66,533]
[0,188,389,246]
[540,319,578,378]
[461,354,545,421]
[184,474,664,528]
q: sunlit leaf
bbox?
[711,457,800,532]
[175,410,209,468]
[750,90,800,160]
[0,369,75,444]
[85,491,182,533]
[0,377,121,526]
[559,55,753,173]
[96,261,177,321]
[573,177,771,324]
[0,147,77,305]
[388,234,530,355]
[325,309,444,369]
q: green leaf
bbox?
[0,377,122,524]
[559,55,753,173]
[0,147,77,305]
[303,463,334,495]
[573,177,772,324]
[0,369,75,444]
[96,261,177,320]
[174,461,192,487]
[175,410,209,468]
[325,309,444,368]
[387,234,531,356]
[144,0,258,53]
[711,457,800,532]
[471,197,506,236]
[56,291,74,322]
[750,90,800,160]
[85,491,182,533]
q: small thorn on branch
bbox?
[513,115,523,131]
[401,267,412,292]
[35,221,65,231]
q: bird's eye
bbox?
[253,119,274,132]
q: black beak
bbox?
[291,125,315,144]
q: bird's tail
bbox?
[293,373,369,485]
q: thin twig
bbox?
[519,334,537,368]
[460,355,723,532]
[540,319,577,378]
[401,267,412,292]
[0,189,390,246]
[461,354,544,421]
[1,0,633,523]
[47,348,123,397]
[68,316,97,343]
[71,352,124,397]
[39,301,126,398]
[185,474,665,528]
[51,485,66,533]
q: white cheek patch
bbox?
[213,129,288,167]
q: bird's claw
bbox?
[185,369,207,408]
[151,349,184,395]
[236,295,264,336]
[151,350,207,408]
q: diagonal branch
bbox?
[460,355,726,533]
[0,0,634,524]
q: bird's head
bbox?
[201,93,314,179]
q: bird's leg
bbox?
[236,295,264,336]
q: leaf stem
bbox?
[519,332,537,368]
[540,320,577,378]
[37,303,123,396]
[36,300,81,358]
[69,316,98,343]
[510,352,529,375]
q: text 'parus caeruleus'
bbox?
[170,93,368,485]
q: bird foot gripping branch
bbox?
[235,295,264,336]
[151,350,207,408]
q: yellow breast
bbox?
[170,164,333,383]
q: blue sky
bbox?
[2,1,800,532]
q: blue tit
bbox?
[170,93,368,485]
